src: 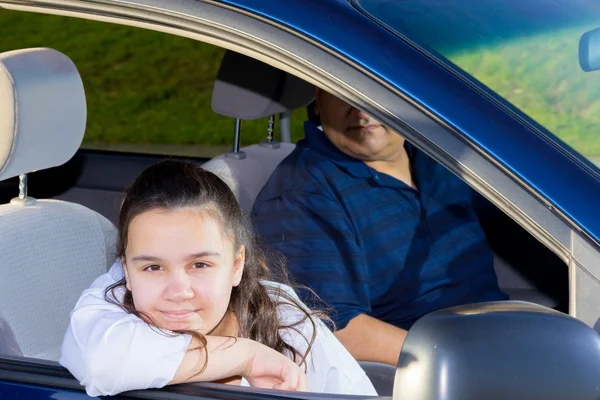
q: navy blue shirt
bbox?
[252,121,507,330]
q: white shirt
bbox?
[60,260,377,397]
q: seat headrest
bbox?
[212,50,314,120]
[0,48,86,181]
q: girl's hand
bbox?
[242,340,309,391]
[171,336,308,391]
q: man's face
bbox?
[315,88,405,161]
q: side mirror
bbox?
[579,27,600,72]
[394,301,600,400]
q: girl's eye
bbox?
[191,262,209,270]
[144,264,163,272]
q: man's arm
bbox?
[253,190,407,366]
[334,314,406,366]
[252,191,372,331]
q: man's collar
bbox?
[299,120,373,179]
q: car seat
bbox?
[0,48,116,361]
[202,50,314,213]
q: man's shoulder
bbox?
[256,144,342,203]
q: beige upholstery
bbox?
[202,143,295,214]
[208,52,305,213]
[0,201,115,360]
[0,48,85,181]
[212,50,314,120]
[0,48,116,361]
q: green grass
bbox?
[1,9,599,161]
[447,24,600,159]
[0,9,307,147]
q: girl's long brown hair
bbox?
[105,160,329,374]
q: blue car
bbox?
[1,0,600,399]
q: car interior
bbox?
[0,44,569,397]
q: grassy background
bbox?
[448,24,600,160]
[0,9,307,149]
[1,9,599,161]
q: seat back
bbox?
[205,51,312,212]
[0,48,116,360]
[202,143,295,213]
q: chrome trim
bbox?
[574,259,600,327]
[18,173,27,200]
[9,173,36,206]
[226,118,246,159]
[267,115,275,142]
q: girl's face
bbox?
[122,208,244,334]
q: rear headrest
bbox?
[0,48,86,181]
[212,50,314,120]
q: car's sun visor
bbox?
[212,50,314,120]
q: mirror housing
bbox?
[579,27,600,72]
[394,301,600,400]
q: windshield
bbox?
[354,0,600,168]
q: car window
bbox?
[354,0,600,169]
[0,9,307,158]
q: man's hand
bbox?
[334,314,407,366]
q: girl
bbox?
[60,160,376,396]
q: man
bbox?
[251,89,507,366]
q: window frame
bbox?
[351,0,600,179]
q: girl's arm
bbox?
[172,335,308,391]
[60,265,307,396]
